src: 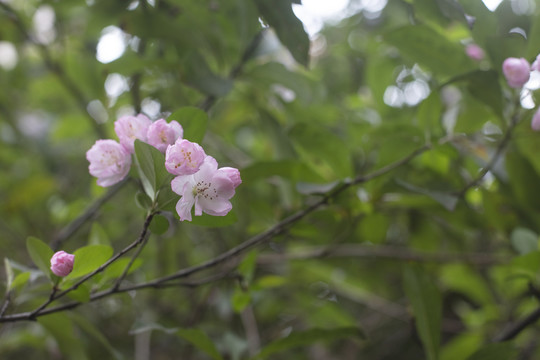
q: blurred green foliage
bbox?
[3,0,540,359]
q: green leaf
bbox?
[403,265,442,360]
[289,123,352,179]
[511,228,539,255]
[232,290,251,313]
[253,0,310,67]
[11,272,30,291]
[253,327,365,359]
[4,258,13,292]
[65,283,90,303]
[176,328,224,360]
[189,211,238,227]
[26,237,54,280]
[149,214,169,235]
[238,250,258,285]
[88,223,110,246]
[168,107,208,144]
[38,313,88,360]
[396,179,458,211]
[417,91,443,136]
[134,140,170,201]
[384,24,474,77]
[65,245,113,279]
[102,258,143,282]
[466,342,518,360]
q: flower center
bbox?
[193,181,218,200]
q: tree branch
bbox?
[493,306,540,342]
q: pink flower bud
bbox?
[114,114,152,153]
[50,251,75,277]
[502,57,530,88]
[146,119,183,153]
[220,167,242,189]
[532,107,540,131]
[86,139,132,187]
[165,139,206,176]
[465,44,484,61]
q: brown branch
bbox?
[493,307,540,342]
[15,213,155,322]
[0,145,430,323]
[454,110,520,198]
[256,244,506,267]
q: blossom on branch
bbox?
[165,139,206,176]
[502,57,530,88]
[171,156,240,221]
[146,119,183,153]
[114,114,152,153]
[86,139,132,187]
[465,44,484,61]
[50,251,75,277]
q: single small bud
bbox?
[465,44,484,61]
[502,57,530,88]
[220,167,242,189]
[532,107,540,131]
[50,251,75,277]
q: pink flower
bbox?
[221,167,242,188]
[532,54,540,72]
[465,44,484,61]
[165,139,206,176]
[146,119,183,153]
[171,156,238,221]
[86,139,132,187]
[114,114,152,153]
[532,107,540,131]
[50,251,75,277]
[502,57,530,88]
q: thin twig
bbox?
[22,213,155,320]
[454,109,520,198]
[112,216,152,291]
[0,292,11,317]
[493,307,540,342]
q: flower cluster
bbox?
[86,113,241,221]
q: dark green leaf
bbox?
[11,272,30,291]
[102,258,143,282]
[232,290,251,313]
[417,91,442,136]
[403,265,442,360]
[149,214,169,235]
[384,24,474,77]
[168,107,208,144]
[65,283,90,303]
[466,342,518,360]
[26,237,54,280]
[65,245,113,279]
[253,327,365,359]
[38,313,88,359]
[238,250,258,285]
[253,0,310,67]
[176,328,224,360]
[134,140,170,201]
